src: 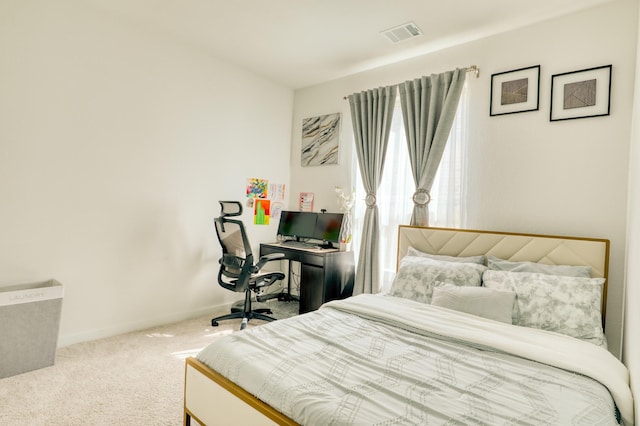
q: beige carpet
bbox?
[0,300,299,425]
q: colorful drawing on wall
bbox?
[271,202,284,221]
[269,183,286,202]
[246,178,268,199]
[301,113,340,166]
[254,199,271,225]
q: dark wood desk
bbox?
[259,243,355,314]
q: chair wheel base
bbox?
[211,320,219,327]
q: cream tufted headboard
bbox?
[397,226,610,324]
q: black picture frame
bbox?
[550,65,612,121]
[490,65,540,116]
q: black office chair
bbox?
[211,201,285,330]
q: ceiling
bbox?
[85,0,614,89]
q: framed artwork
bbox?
[301,113,340,166]
[490,65,540,116]
[550,65,612,121]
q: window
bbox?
[352,83,469,291]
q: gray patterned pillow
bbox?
[389,256,487,304]
[406,247,485,264]
[487,255,592,277]
[482,270,605,346]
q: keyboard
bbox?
[281,240,317,249]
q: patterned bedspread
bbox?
[197,294,633,426]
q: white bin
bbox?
[0,279,64,378]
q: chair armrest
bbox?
[253,253,285,271]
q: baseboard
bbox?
[57,303,230,348]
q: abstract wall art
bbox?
[301,113,340,166]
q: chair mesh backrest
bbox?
[214,216,254,292]
[220,201,242,216]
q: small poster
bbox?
[299,192,314,212]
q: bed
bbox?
[184,226,634,425]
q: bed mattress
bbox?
[197,294,632,425]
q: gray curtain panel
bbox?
[399,69,466,226]
[348,86,397,294]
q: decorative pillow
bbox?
[407,246,485,264]
[389,256,487,304]
[482,270,605,346]
[431,285,515,323]
[486,255,592,277]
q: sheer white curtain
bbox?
[352,82,469,291]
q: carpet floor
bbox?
[0,300,299,425]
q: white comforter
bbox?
[198,294,634,425]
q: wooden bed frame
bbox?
[184,226,610,426]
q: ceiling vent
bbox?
[381,22,423,44]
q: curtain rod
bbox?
[342,65,479,100]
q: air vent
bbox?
[381,22,423,44]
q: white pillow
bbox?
[389,256,487,304]
[486,255,592,277]
[407,246,485,264]
[482,270,605,346]
[431,285,515,323]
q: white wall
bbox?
[0,0,293,345]
[292,0,638,357]
[623,3,640,423]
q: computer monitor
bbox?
[314,212,344,245]
[277,211,317,241]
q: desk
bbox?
[259,243,355,314]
